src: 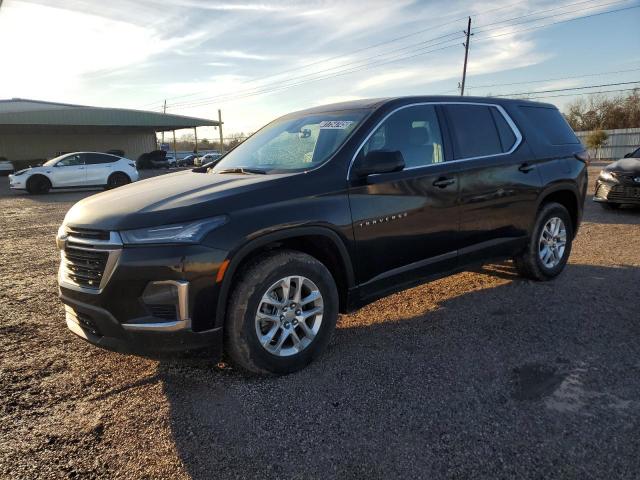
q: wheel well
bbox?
[228,235,351,314]
[109,171,130,181]
[539,190,578,235]
[27,174,51,188]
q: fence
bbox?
[575,128,640,160]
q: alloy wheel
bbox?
[254,276,324,357]
[538,216,567,269]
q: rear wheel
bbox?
[225,250,338,375]
[514,202,573,281]
[26,175,51,195]
[106,172,130,189]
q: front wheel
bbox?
[513,202,573,281]
[225,250,339,375]
[27,175,51,194]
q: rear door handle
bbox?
[433,177,456,188]
[518,163,535,173]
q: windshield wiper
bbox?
[217,167,267,175]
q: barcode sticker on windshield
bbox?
[319,120,354,129]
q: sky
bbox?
[0,0,638,140]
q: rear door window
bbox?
[519,106,579,145]
[444,105,506,159]
[362,104,444,168]
[86,153,118,165]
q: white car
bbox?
[8,152,139,194]
[194,152,222,166]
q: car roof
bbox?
[60,151,123,157]
[287,95,556,116]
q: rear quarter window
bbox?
[519,106,579,145]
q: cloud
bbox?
[206,62,234,67]
[0,0,619,135]
[216,50,274,61]
[312,95,364,106]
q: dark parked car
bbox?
[136,150,166,169]
[178,154,198,167]
[593,149,640,208]
[56,96,587,375]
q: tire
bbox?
[599,202,620,210]
[513,202,573,281]
[26,175,51,195]
[225,250,339,375]
[106,172,130,189]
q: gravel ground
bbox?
[1,165,639,479]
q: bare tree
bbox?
[564,89,640,131]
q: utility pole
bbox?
[218,109,224,154]
[460,17,472,96]
[172,130,177,161]
[161,99,167,145]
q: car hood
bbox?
[604,157,640,175]
[63,169,292,231]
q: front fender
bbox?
[213,225,355,327]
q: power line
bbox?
[527,87,639,99]
[474,0,625,31]
[138,0,534,107]
[473,2,639,40]
[465,67,640,89]
[169,40,463,109]
[493,80,640,97]
[169,2,638,109]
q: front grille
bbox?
[148,304,178,320]
[65,227,110,241]
[607,185,640,202]
[615,174,640,185]
[63,247,109,289]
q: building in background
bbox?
[0,99,220,163]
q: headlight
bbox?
[120,216,228,245]
[599,171,617,182]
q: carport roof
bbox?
[0,98,220,131]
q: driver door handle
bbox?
[433,177,456,188]
[518,163,535,173]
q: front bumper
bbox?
[8,174,26,189]
[62,298,223,357]
[58,232,229,358]
[594,179,640,204]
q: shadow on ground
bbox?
[156,263,640,479]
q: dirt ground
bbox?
[1,165,639,479]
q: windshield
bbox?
[43,153,70,166]
[212,109,369,173]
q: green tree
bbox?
[585,129,608,160]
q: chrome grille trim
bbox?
[57,229,123,294]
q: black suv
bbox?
[56,96,587,374]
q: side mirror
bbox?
[353,150,405,177]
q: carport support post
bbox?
[194,127,198,154]
[218,109,224,154]
[172,130,177,159]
